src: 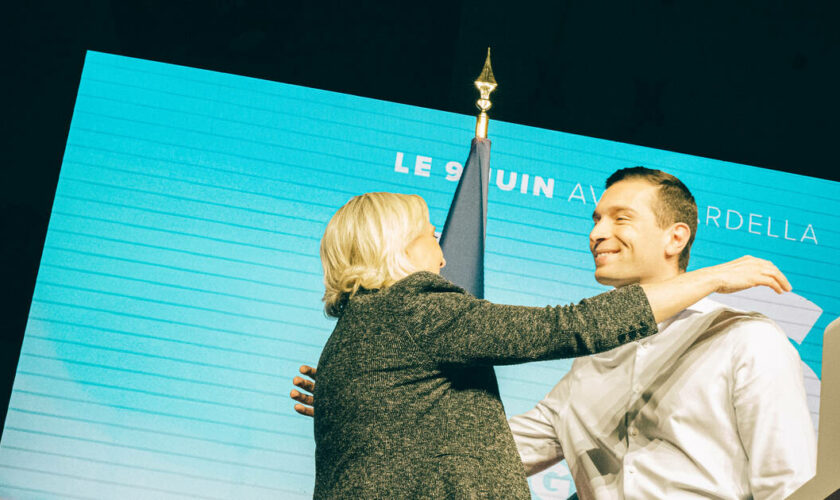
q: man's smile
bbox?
[593,248,620,265]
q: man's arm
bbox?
[508,396,567,476]
[730,319,817,499]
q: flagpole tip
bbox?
[474,47,498,139]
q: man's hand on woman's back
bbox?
[291,365,316,417]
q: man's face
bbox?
[590,179,674,287]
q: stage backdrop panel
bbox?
[1,51,837,499]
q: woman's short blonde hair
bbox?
[321,192,430,317]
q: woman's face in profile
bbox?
[405,221,446,274]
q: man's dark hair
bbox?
[606,166,697,271]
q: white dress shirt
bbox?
[509,298,816,499]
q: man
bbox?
[507,167,815,499]
[293,167,816,498]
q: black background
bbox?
[2,1,838,431]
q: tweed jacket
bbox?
[313,272,656,499]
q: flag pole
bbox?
[438,48,497,298]
[474,47,498,139]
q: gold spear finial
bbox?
[474,47,498,139]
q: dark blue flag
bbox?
[439,138,491,298]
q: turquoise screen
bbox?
[1,51,837,499]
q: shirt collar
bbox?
[656,297,725,332]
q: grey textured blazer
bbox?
[314,272,656,499]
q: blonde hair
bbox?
[321,192,430,317]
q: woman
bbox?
[307,192,788,499]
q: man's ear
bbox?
[665,222,691,260]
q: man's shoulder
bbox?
[706,306,804,375]
[691,297,780,330]
[686,298,792,350]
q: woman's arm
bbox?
[291,257,792,415]
[642,256,791,323]
[406,256,791,366]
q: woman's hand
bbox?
[699,255,791,294]
[291,365,316,417]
